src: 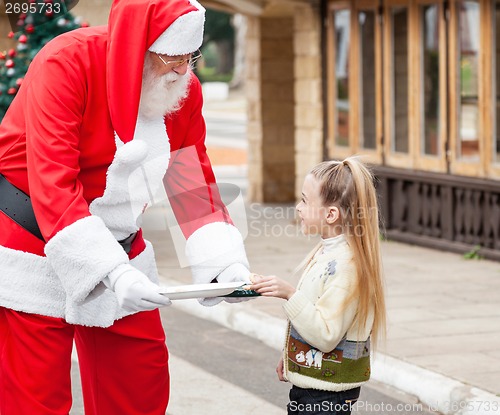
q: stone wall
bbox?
[71,0,112,26]
[246,14,296,203]
[246,1,323,203]
[245,15,264,201]
[293,2,323,199]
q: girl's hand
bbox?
[276,357,287,382]
[248,274,296,300]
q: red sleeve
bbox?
[24,54,90,241]
[164,76,232,239]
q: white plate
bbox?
[158,282,245,300]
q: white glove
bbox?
[217,263,251,284]
[105,264,171,312]
[200,263,252,307]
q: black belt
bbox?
[0,173,44,241]
[118,232,137,254]
[0,172,136,253]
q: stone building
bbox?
[1,0,499,259]
[208,0,500,261]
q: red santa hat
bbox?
[106,0,205,144]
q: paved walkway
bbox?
[144,90,500,414]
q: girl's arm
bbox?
[248,275,296,300]
[250,270,359,353]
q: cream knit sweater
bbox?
[282,234,374,391]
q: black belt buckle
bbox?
[0,173,44,241]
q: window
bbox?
[359,10,377,150]
[421,5,441,156]
[325,0,496,177]
[457,0,480,160]
[334,10,351,147]
[391,7,409,153]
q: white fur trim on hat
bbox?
[148,1,205,56]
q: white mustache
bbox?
[139,58,190,119]
[163,72,181,83]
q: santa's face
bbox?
[149,51,191,77]
[138,52,191,119]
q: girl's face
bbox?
[296,174,329,237]
[296,174,342,238]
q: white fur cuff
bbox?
[44,216,129,304]
[185,222,249,284]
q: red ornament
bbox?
[81,22,90,28]
[26,24,35,34]
[16,78,24,86]
[17,19,24,27]
[45,10,54,17]
[8,49,16,58]
[19,13,27,19]
[5,59,15,68]
[0,52,6,60]
[19,35,28,44]
[8,87,17,95]
[8,32,14,39]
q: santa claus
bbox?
[0,0,250,413]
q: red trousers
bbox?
[0,307,169,415]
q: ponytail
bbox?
[310,157,386,347]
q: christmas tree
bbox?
[0,0,87,121]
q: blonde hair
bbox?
[309,156,386,347]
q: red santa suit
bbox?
[0,0,249,413]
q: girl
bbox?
[249,157,386,415]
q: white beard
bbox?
[139,57,191,119]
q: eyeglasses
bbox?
[156,50,203,68]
